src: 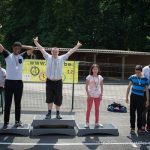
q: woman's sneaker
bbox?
[95,123,103,128]
[130,128,136,135]
[84,123,89,128]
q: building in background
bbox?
[26,47,150,82]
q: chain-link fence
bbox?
[2,61,136,113]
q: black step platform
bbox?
[77,123,119,136]
[0,123,30,136]
[31,115,76,136]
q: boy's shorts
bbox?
[46,78,62,106]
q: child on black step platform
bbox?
[85,64,104,128]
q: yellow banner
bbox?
[22,59,78,83]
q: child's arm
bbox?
[85,79,90,98]
[100,80,103,98]
[66,41,82,56]
[126,81,132,103]
[33,37,49,59]
[145,86,149,107]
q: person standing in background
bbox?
[0,62,6,90]
[142,65,150,132]
[21,45,36,59]
[0,62,6,113]
[126,65,149,135]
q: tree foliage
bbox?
[0,0,150,51]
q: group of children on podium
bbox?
[0,38,149,135]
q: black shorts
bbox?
[46,78,63,106]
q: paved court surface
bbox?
[0,83,149,150]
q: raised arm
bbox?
[21,45,34,59]
[66,41,82,56]
[0,44,4,53]
[0,44,10,58]
[22,45,34,50]
[33,37,49,58]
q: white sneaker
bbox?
[95,123,103,128]
[84,123,89,128]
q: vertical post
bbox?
[122,55,125,80]
[107,57,109,77]
[93,54,97,63]
[71,61,75,110]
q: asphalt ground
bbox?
[0,83,149,150]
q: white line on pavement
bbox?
[0,142,149,146]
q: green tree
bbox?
[0,0,150,51]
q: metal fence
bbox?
[0,61,135,113]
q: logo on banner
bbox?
[30,66,40,76]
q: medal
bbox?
[93,76,99,91]
[95,84,98,91]
[136,76,142,86]
[95,87,98,91]
[13,54,19,70]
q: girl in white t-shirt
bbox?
[85,64,104,128]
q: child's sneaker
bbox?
[130,128,136,135]
[137,128,145,134]
[45,112,51,119]
[146,125,150,132]
[56,114,62,119]
[2,123,8,130]
[84,123,89,128]
[15,121,24,128]
[95,123,103,128]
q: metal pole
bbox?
[122,55,125,80]
[93,54,97,63]
[71,61,75,110]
